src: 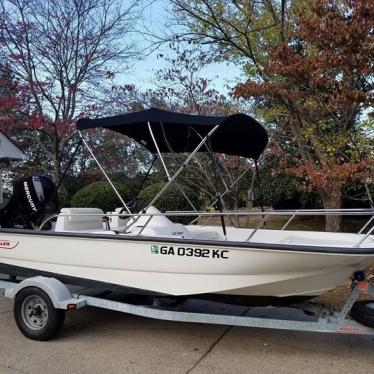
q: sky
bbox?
[122,0,244,94]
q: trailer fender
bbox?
[3,276,86,310]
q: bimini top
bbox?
[76,107,268,159]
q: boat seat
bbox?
[55,208,105,232]
[190,230,222,241]
[186,226,225,241]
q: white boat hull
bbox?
[0,230,373,298]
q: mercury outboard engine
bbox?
[0,174,58,229]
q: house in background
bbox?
[0,132,27,205]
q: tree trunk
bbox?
[53,157,62,185]
[320,187,343,232]
[364,179,374,208]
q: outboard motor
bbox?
[0,174,58,229]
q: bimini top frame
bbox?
[76,108,269,233]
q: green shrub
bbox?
[71,181,133,213]
[138,181,201,223]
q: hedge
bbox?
[71,181,132,213]
[138,181,200,223]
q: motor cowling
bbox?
[0,174,58,229]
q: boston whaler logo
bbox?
[151,244,229,259]
[151,245,159,254]
[24,181,37,212]
[0,240,19,249]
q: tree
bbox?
[170,0,374,231]
[0,0,140,182]
[234,0,374,231]
[104,43,257,214]
[152,43,231,115]
[148,45,258,214]
[169,0,286,77]
[0,64,26,130]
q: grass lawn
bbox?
[199,213,369,233]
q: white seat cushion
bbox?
[55,208,104,232]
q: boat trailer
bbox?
[0,275,373,340]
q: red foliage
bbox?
[0,73,26,128]
[233,0,374,192]
[287,160,370,191]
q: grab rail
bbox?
[358,215,374,235]
[38,208,374,248]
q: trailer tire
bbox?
[351,301,374,328]
[14,287,65,341]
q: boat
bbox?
[0,108,373,307]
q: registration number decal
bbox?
[0,240,19,249]
[151,245,229,259]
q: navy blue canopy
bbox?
[76,107,268,159]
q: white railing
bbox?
[38,208,374,248]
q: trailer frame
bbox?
[0,275,373,339]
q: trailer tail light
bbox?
[358,282,369,293]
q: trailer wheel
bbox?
[14,287,65,341]
[351,301,374,328]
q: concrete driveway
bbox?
[0,295,373,374]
